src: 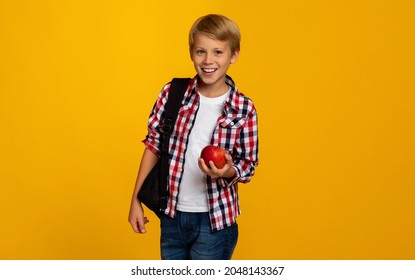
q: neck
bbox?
[198,80,229,98]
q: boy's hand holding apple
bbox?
[198,145,235,180]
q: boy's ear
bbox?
[230,50,239,64]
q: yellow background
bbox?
[1,0,414,259]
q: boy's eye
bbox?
[196,50,205,55]
[214,50,223,55]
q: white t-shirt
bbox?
[177,88,230,212]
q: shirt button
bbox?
[230,122,234,126]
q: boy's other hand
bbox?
[198,154,235,180]
[128,200,149,234]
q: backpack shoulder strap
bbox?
[163,78,191,124]
[159,77,190,210]
[160,78,191,152]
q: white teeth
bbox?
[202,68,216,73]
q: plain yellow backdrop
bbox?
[1,0,414,259]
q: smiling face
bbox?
[190,32,239,96]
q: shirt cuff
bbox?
[141,139,160,158]
[218,166,241,188]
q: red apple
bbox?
[200,145,227,169]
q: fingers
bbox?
[130,218,140,233]
[208,160,219,173]
[130,217,149,234]
[137,218,148,234]
[198,154,234,179]
[225,153,233,164]
[198,158,223,178]
[198,158,210,173]
[130,199,152,234]
[128,202,149,234]
[198,158,215,177]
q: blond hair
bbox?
[189,14,241,54]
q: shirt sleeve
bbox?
[142,83,171,158]
[218,106,259,187]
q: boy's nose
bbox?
[203,53,213,64]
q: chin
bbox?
[197,75,213,84]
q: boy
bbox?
[128,14,259,260]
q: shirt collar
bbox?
[189,75,241,114]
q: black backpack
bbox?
[137,78,190,216]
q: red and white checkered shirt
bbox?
[143,75,259,231]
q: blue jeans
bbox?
[160,211,238,260]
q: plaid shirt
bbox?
[143,75,259,231]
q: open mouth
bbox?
[202,68,217,73]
